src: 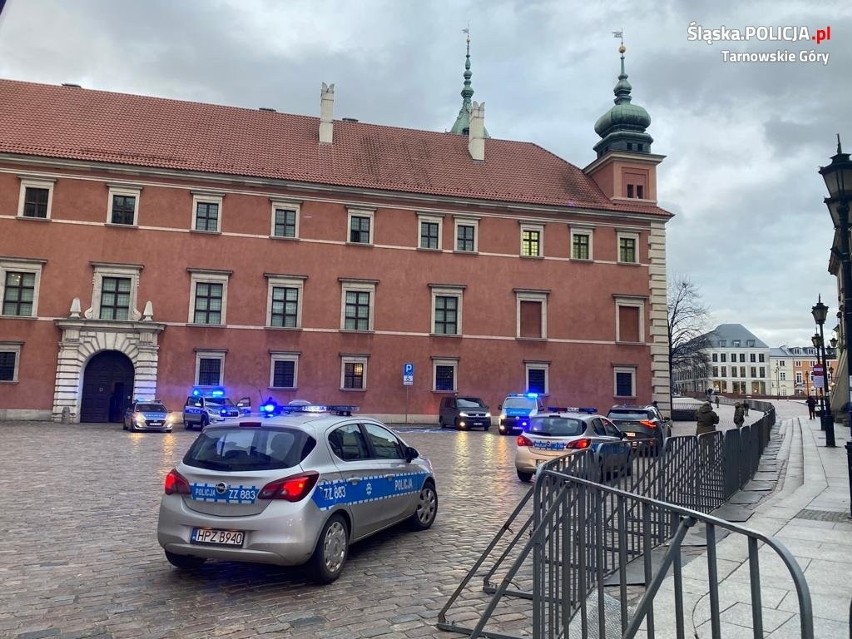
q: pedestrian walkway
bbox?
[649,401,852,637]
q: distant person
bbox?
[695,401,720,464]
[734,402,745,428]
[714,394,720,408]
[743,400,749,416]
[806,395,816,420]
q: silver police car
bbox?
[157,405,438,583]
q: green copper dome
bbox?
[450,32,489,137]
[593,45,652,157]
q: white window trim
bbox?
[570,226,594,261]
[432,358,459,392]
[269,352,299,389]
[195,350,225,386]
[17,177,56,220]
[519,223,544,258]
[430,285,464,336]
[617,231,640,264]
[90,264,141,321]
[340,280,376,331]
[188,271,230,325]
[340,355,368,390]
[265,275,305,328]
[0,342,22,382]
[615,297,646,344]
[454,217,479,253]
[417,214,443,250]
[106,185,142,226]
[515,290,548,339]
[347,208,375,245]
[614,366,637,398]
[0,258,44,317]
[525,362,549,395]
[192,193,224,233]
[270,200,301,239]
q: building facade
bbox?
[0,49,672,423]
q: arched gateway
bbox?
[80,351,135,422]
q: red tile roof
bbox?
[0,78,669,215]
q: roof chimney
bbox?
[320,82,335,144]
[468,101,485,161]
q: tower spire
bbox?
[450,26,487,136]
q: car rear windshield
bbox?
[607,410,651,421]
[183,427,315,471]
[457,397,486,409]
[136,403,167,412]
[528,417,585,437]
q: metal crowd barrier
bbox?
[437,407,813,638]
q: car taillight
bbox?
[164,469,191,495]
[566,438,591,449]
[517,435,533,447]
[259,471,320,502]
[639,420,657,428]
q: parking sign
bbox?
[403,362,414,386]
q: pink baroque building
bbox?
[0,47,672,423]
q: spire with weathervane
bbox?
[593,31,652,158]
[450,27,489,137]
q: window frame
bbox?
[265,275,305,329]
[526,362,549,395]
[195,351,225,386]
[0,258,44,318]
[613,366,636,398]
[188,270,230,325]
[192,193,224,233]
[432,358,459,392]
[340,279,376,332]
[270,200,301,239]
[570,227,594,261]
[91,263,141,322]
[615,297,645,344]
[515,289,549,339]
[454,217,479,253]
[617,231,640,264]
[347,208,374,245]
[341,355,368,391]
[520,223,544,258]
[0,342,22,382]
[418,214,443,250]
[430,285,464,336]
[17,177,55,220]
[106,185,142,226]
[269,352,299,389]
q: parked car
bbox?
[605,404,671,455]
[498,393,545,435]
[514,411,632,482]
[182,386,244,429]
[123,400,175,432]
[438,396,491,430]
[157,405,438,583]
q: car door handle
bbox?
[348,477,360,485]
[384,474,394,480]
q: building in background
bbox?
[0,46,673,423]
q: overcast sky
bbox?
[1,0,850,348]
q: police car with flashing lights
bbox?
[182,386,248,430]
[157,402,438,583]
[498,393,546,435]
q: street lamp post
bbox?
[812,299,835,446]
[820,136,852,434]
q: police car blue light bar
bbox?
[191,385,227,398]
[257,398,358,417]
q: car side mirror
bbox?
[498,404,503,410]
[405,446,419,462]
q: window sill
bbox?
[452,250,478,256]
[616,340,646,345]
[516,337,547,342]
[339,387,367,392]
[190,229,222,235]
[0,380,19,384]
[520,255,544,260]
[265,325,302,331]
[416,247,442,252]
[345,241,374,248]
[340,329,375,334]
[105,222,138,229]
[187,322,226,328]
[571,257,593,263]
[16,215,50,222]
[269,235,299,241]
[0,315,37,320]
[617,261,641,266]
[430,332,462,338]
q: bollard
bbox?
[822,413,836,447]
[61,406,70,424]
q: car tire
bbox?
[122,420,127,431]
[164,550,206,570]
[309,514,349,584]
[482,424,489,431]
[408,480,438,531]
[183,419,193,430]
[438,418,445,429]
[200,415,209,429]
[517,470,533,482]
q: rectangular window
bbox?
[759,354,765,362]
[618,235,637,263]
[739,354,746,363]
[270,356,298,389]
[434,295,458,335]
[520,225,543,257]
[627,184,634,198]
[731,368,737,378]
[2,271,35,316]
[342,357,367,390]
[195,202,219,232]
[720,353,727,362]
[418,216,442,250]
[455,219,478,252]
[194,282,223,324]
[273,208,297,238]
[110,194,137,225]
[721,366,727,377]
[732,340,741,347]
[712,353,718,362]
[18,178,55,219]
[760,367,765,377]
[527,365,548,394]
[750,367,757,377]
[571,233,590,260]
[617,304,641,342]
[516,290,548,339]
[344,291,370,330]
[0,344,21,382]
[196,354,224,386]
[349,215,371,244]
[740,366,746,377]
[434,364,456,392]
[713,366,718,377]
[99,276,131,320]
[270,286,299,328]
[637,185,644,199]
[614,367,635,398]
